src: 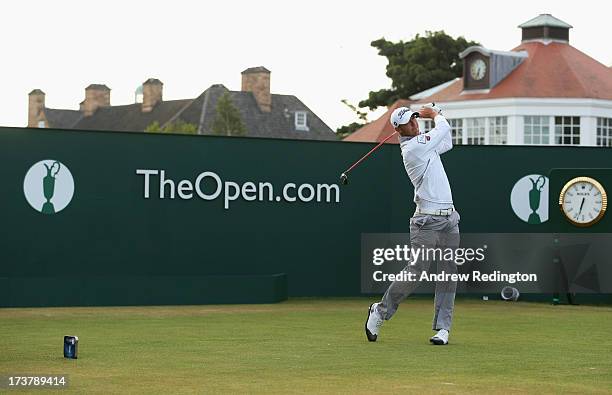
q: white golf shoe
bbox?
[430,329,449,345]
[365,303,384,342]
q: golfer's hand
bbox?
[418,107,439,119]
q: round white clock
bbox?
[559,177,608,227]
[470,59,487,81]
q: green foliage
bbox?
[145,120,198,134]
[212,92,246,136]
[359,31,479,110]
[336,122,364,139]
[335,99,370,139]
[341,99,369,123]
[145,121,163,133]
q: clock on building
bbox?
[559,177,608,227]
[470,59,487,81]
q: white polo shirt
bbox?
[399,115,454,211]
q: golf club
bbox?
[340,112,419,185]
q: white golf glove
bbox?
[421,102,442,115]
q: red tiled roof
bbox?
[343,99,412,143]
[414,42,612,103]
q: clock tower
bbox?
[459,46,527,92]
[460,14,572,93]
[462,51,490,90]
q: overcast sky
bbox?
[2,0,610,131]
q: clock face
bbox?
[470,59,487,81]
[559,177,608,227]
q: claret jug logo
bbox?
[510,174,549,224]
[23,160,75,214]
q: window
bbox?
[295,111,309,131]
[524,116,550,144]
[449,119,463,145]
[37,120,46,128]
[466,118,485,145]
[554,116,580,145]
[489,116,507,145]
[421,120,434,132]
[597,118,612,147]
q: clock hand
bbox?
[578,197,585,215]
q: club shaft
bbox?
[343,132,398,174]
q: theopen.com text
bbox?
[136,169,340,209]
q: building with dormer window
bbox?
[346,14,612,147]
[27,67,337,141]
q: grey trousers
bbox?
[378,210,460,331]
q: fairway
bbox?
[1,298,612,394]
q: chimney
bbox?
[83,84,110,116]
[28,89,46,127]
[142,78,163,112]
[241,66,271,112]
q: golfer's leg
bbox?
[379,257,432,320]
[432,265,457,331]
[432,212,460,331]
[378,215,433,320]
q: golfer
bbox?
[365,104,460,345]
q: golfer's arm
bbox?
[424,115,452,154]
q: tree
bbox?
[145,121,163,133]
[359,31,479,110]
[335,99,370,138]
[336,122,363,139]
[145,120,198,134]
[211,92,246,136]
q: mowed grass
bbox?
[1,298,612,394]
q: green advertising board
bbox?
[1,127,611,306]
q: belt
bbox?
[415,207,454,216]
